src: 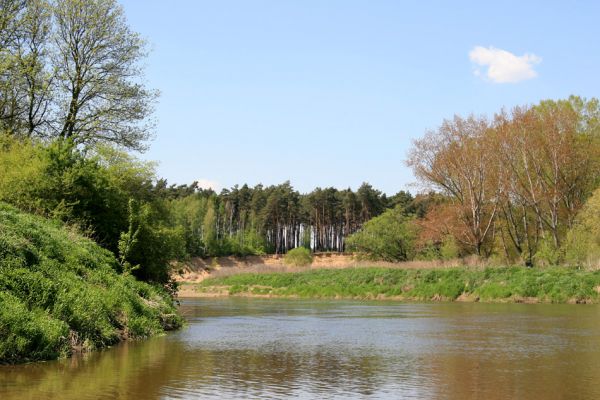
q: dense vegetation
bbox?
[0,135,186,285]
[0,0,187,286]
[0,0,183,363]
[2,1,599,271]
[407,96,600,267]
[198,267,600,303]
[6,0,596,270]
[0,0,154,150]
[0,203,182,364]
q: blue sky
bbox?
[120,0,600,194]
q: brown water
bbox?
[2,298,600,399]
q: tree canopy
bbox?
[0,0,155,150]
[408,95,600,266]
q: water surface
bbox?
[2,298,600,399]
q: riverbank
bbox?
[172,253,466,283]
[187,266,600,304]
[0,203,183,364]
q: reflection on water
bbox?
[2,299,600,399]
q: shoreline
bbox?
[179,266,600,305]
[177,284,582,304]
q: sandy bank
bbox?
[172,253,467,285]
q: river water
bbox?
[2,298,600,399]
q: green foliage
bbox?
[345,206,416,261]
[415,242,441,261]
[0,203,182,364]
[166,180,398,257]
[0,135,184,284]
[1,0,155,150]
[535,237,563,267]
[202,200,218,255]
[0,291,69,363]
[440,235,460,260]
[168,194,208,257]
[119,199,186,284]
[283,247,313,267]
[0,135,47,212]
[118,199,143,275]
[564,188,600,268]
[200,266,600,303]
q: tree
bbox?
[202,199,218,255]
[52,0,156,150]
[0,0,27,133]
[494,98,600,263]
[0,1,25,49]
[345,206,416,262]
[0,0,156,149]
[415,200,469,258]
[16,0,53,137]
[118,198,185,283]
[408,115,500,256]
[356,182,385,222]
[409,96,600,265]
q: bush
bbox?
[345,206,416,261]
[284,247,313,267]
[0,135,47,213]
[440,235,460,260]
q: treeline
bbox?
[167,181,414,256]
[399,95,600,267]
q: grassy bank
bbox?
[0,203,183,364]
[197,266,600,303]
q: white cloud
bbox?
[469,46,541,83]
[196,178,220,191]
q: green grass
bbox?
[0,203,183,364]
[198,266,600,303]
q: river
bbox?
[2,298,600,399]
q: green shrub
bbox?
[564,188,600,268]
[345,206,416,261]
[284,247,313,267]
[440,235,460,260]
